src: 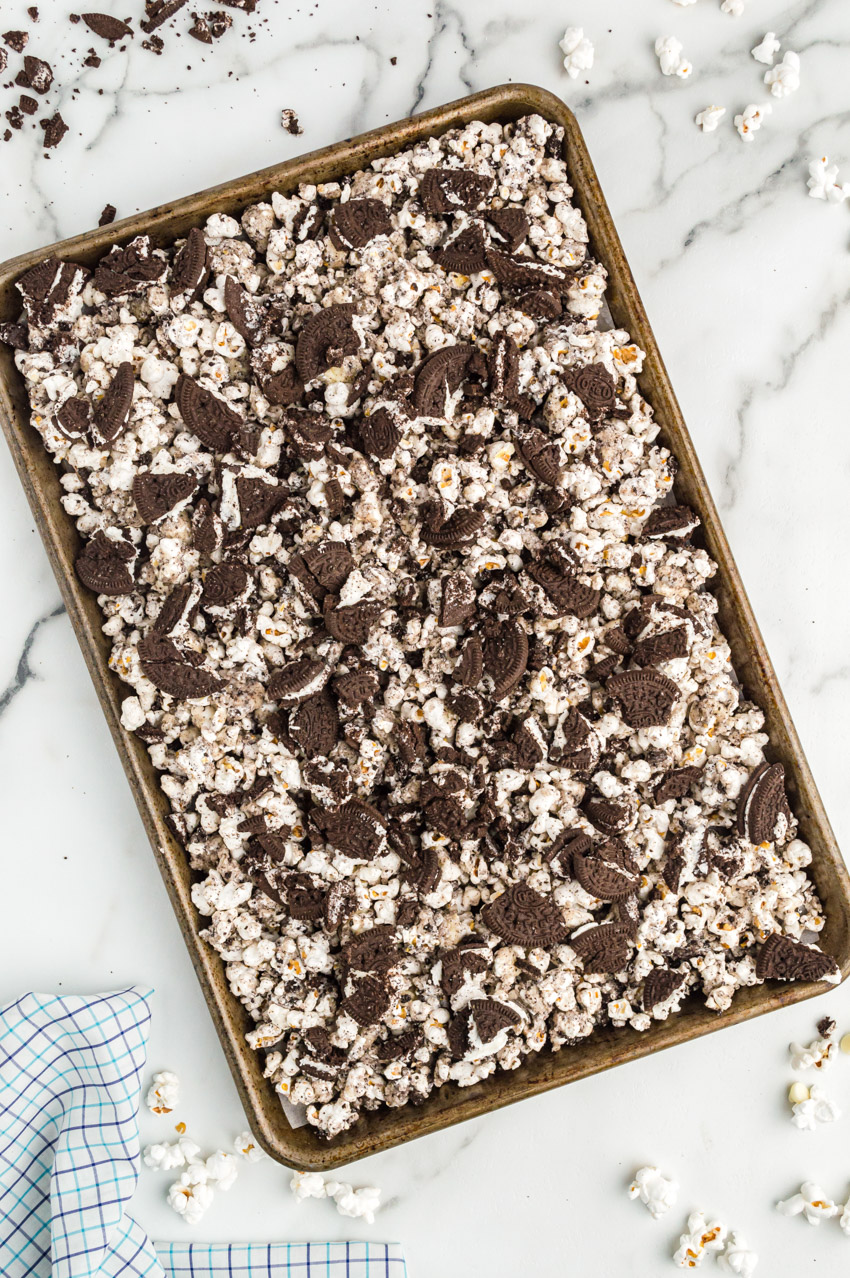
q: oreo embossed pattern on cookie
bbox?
[3,113,838,1140]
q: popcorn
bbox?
[789,1032,835,1071]
[145,1070,180,1115]
[764,52,800,99]
[840,1201,850,1236]
[695,107,726,133]
[776,1182,839,1225]
[720,0,745,14]
[841,1033,850,1054]
[202,1150,240,1190]
[734,104,771,142]
[290,1171,329,1202]
[167,1165,215,1224]
[233,1130,266,1161]
[326,1180,382,1223]
[559,27,594,80]
[143,1137,200,1171]
[806,156,850,205]
[751,33,780,65]
[628,1166,679,1219]
[673,1212,727,1268]
[655,36,693,79]
[787,1081,810,1105]
[716,1233,759,1276]
[790,1085,841,1131]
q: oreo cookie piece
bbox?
[641,505,700,542]
[573,841,638,901]
[172,227,210,295]
[421,505,484,549]
[321,797,387,860]
[16,256,88,327]
[481,882,568,947]
[75,530,136,596]
[736,762,792,846]
[360,408,401,460]
[570,923,630,974]
[755,933,838,983]
[633,626,689,667]
[606,669,679,728]
[515,426,563,488]
[200,560,252,612]
[269,657,330,705]
[132,471,196,523]
[339,977,391,1027]
[433,223,488,274]
[223,274,267,346]
[288,690,339,756]
[334,668,380,708]
[412,344,475,417]
[82,13,133,41]
[295,303,359,383]
[329,198,392,250]
[419,167,494,214]
[655,766,701,804]
[175,374,242,451]
[643,968,686,1010]
[55,396,91,440]
[486,207,530,253]
[439,571,476,628]
[93,235,165,297]
[564,362,620,421]
[138,634,221,700]
[483,620,528,701]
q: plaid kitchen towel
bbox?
[0,989,407,1278]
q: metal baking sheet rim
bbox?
[1,83,847,1172]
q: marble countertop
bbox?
[2,1,850,1273]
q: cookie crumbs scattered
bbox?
[99,203,117,225]
[3,30,28,52]
[280,107,303,134]
[40,111,68,149]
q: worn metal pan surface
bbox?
[1,83,847,1171]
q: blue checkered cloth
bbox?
[0,989,407,1278]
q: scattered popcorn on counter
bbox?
[807,156,850,204]
[764,51,801,99]
[167,1166,215,1224]
[202,1150,241,1190]
[789,1029,835,1071]
[788,1081,810,1105]
[234,1130,266,1161]
[716,1232,759,1276]
[143,1136,201,1171]
[734,103,771,141]
[751,33,780,65]
[145,1070,180,1115]
[841,1033,850,1054]
[839,1201,850,1236]
[290,1171,329,1202]
[559,27,594,79]
[655,36,693,78]
[628,1166,679,1219]
[790,1085,841,1131]
[720,0,745,15]
[776,1183,839,1226]
[695,106,726,133]
[326,1180,382,1224]
[673,1211,727,1268]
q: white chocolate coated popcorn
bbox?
[790,1085,841,1131]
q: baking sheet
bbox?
[1,83,848,1171]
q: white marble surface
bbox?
[2,1,850,1273]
